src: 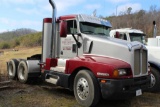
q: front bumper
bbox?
[98,75,151,99]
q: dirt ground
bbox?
[0,79,160,107]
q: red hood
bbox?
[81,55,130,69]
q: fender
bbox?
[66,55,132,79]
[149,61,160,72]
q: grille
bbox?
[134,49,147,76]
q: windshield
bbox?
[80,22,110,36]
[129,33,146,44]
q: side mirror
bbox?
[60,21,67,37]
[115,31,120,38]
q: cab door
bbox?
[60,20,78,58]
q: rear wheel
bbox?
[149,67,160,92]
[74,70,100,107]
[8,59,19,79]
[17,60,29,83]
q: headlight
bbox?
[118,69,127,76]
[113,69,127,77]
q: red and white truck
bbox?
[7,0,150,106]
[110,22,160,92]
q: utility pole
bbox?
[116,5,118,28]
[92,9,97,17]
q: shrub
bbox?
[0,32,42,49]
[0,42,10,49]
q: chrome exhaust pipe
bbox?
[49,0,57,58]
[153,21,157,38]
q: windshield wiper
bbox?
[97,33,106,35]
[82,31,94,34]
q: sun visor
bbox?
[78,14,112,28]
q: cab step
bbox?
[45,74,59,85]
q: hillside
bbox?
[105,6,160,37]
[0,28,37,41]
[0,32,42,49]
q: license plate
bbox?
[136,89,142,96]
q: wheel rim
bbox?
[150,73,156,88]
[9,64,14,76]
[76,78,89,100]
[19,65,25,80]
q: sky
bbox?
[0,0,160,33]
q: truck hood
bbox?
[83,34,143,51]
[82,33,148,77]
[82,54,131,69]
[82,33,145,61]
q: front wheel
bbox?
[74,70,100,107]
[149,67,160,92]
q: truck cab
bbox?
[6,0,150,106]
[8,14,151,107]
[110,28,146,44]
[110,28,160,92]
[42,15,150,106]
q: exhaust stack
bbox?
[153,21,157,38]
[42,18,52,62]
[49,0,57,58]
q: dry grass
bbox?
[0,47,41,75]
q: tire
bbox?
[74,70,100,107]
[17,60,29,83]
[8,59,19,79]
[149,67,160,92]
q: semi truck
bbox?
[7,0,150,106]
[110,23,160,92]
